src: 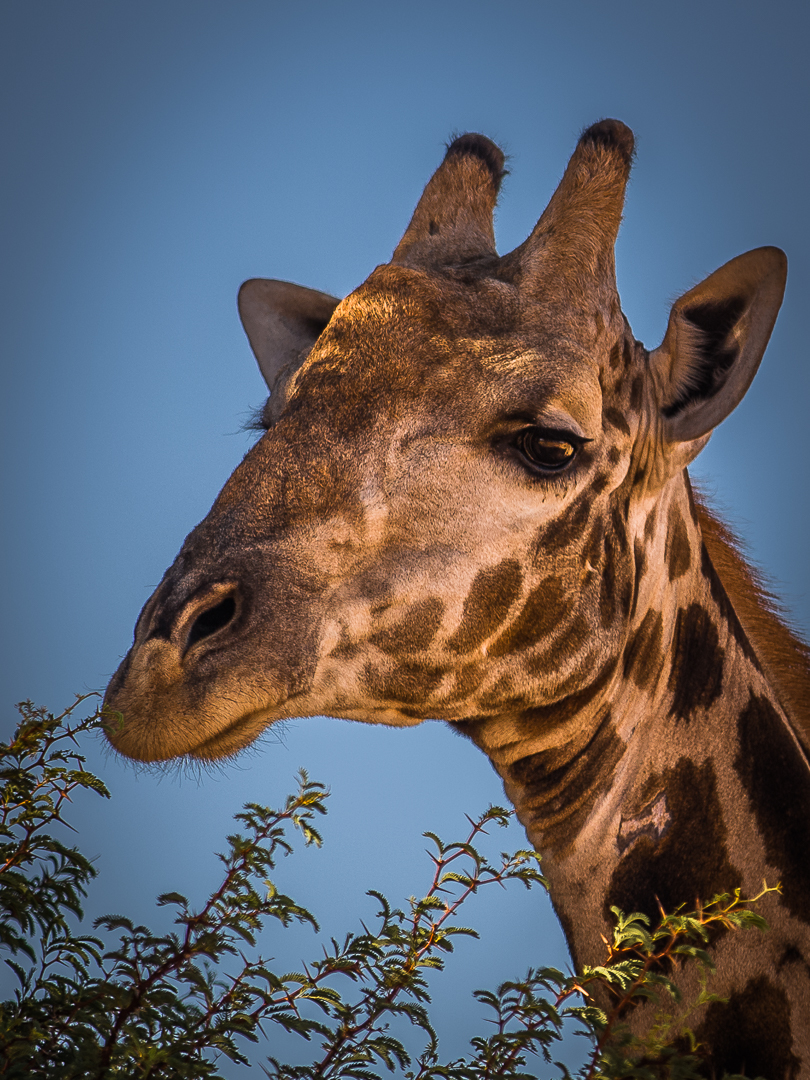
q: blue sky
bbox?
[2,1,809,1070]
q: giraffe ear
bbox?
[238,279,340,421]
[650,248,786,452]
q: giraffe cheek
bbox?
[445,559,524,654]
[486,576,570,658]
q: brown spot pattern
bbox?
[536,494,592,556]
[582,519,604,569]
[517,659,617,731]
[700,543,760,667]
[590,472,610,495]
[628,373,643,411]
[510,709,623,849]
[595,515,632,629]
[630,539,646,614]
[566,613,590,654]
[445,661,484,702]
[668,603,724,722]
[643,507,657,540]
[622,609,664,690]
[664,505,691,581]
[695,975,801,1079]
[446,559,522,654]
[329,628,361,660]
[531,611,593,670]
[599,532,622,628]
[778,944,810,977]
[734,691,810,923]
[603,406,631,437]
[617,790,670,854]
[606,758,741,925]
[362,660,444,705]
[487,576,569,657]
[618,575,632,617]
[369,598,445,655]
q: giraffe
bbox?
[104,120,810,1074]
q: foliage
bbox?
[0,698,773,1079]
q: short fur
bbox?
[104,122,809,1072]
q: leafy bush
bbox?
[0,698,772,1078]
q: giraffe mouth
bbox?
[188,706,278,761]
[103,644,297,762]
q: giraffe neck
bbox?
[462,474,810,1073]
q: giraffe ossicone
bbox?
[105,120,810,1073]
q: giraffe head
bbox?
[104,121,786,762]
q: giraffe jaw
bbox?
[102,639,430,763]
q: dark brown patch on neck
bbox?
[509,708,623,850]
[329,627,361,660]
[617,789,670,854]
[700,542,758,668]
[599,509,633,629]
[517,657,617,731]
[622,609,664,690]
[643,505,657,540]
[606,757,741,925]
[778,943,810,978]
[734,690,810,923]
[445,660,485,702]
[694,975,801,1079]
[581,518,604,569]
[668,603,724,722]
[664,504,691,581]
[630,539,646,613]
[599,542,620,627]
[696,492,810,751]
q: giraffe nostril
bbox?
[186,595,237,650]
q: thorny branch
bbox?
[1,696,773,1079]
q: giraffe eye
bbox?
[515,428,580,473]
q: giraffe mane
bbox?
[693,486,810,753]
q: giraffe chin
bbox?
[103,697,282,763]
[187,707,280,761]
